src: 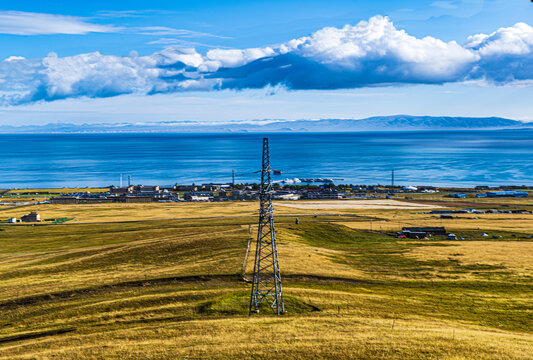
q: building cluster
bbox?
[49,184,256,204]
[2,182,525,205]
[47,184,362,204]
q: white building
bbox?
[273,193,301,200]
[403,186,418,191]
[190,195,211,202]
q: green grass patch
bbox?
[198,290,319,316]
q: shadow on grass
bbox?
[0,328,75,344]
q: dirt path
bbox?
[275,199,442,210]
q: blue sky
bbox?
[0,0,532,125]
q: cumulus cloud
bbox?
[0,11,117,35]
[465,22,533,56]
[215,16,478,89]
[0,16,532,105]
[464,22,533,84]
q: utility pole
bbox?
[120,174,123,187]
[128,175,131,187]
[392,169,395,187]
[232,170,235,190]
[249,138,285,315]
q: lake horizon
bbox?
[2,129,532,189]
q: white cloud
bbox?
[135,26,228,38]
[464,22,533,84]
[204,48,276,69]
[465,22,533,56]
[146,38,225,48]
[0,10,117,35]
[35,51,158,101]
[430,1,458,10]
[0,16,531,105]
[95,10,175,18]
[3,56,26,62]
[280,16,477,82]
[0,10,227,43]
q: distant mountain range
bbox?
[1,115,530,133]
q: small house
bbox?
[184,192,213,202]
[398,231,427,239]
[402,227,446,235]
[137,185,161,193]
[50,197,80,204]
[486,191,528,198]
[21,212,40,222]
[110,186,134,194]
[178,185,198,192]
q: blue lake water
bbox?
[1,130,532,188]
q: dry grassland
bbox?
[0,202,262,223]
[0,199,441,223]
[406,241,533,274]
[1,316,531,360]
[0,200,531,359]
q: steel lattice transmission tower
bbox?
[249,138,285,315]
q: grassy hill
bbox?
[0,204,532,359]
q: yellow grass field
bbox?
[406,241,533,275]
[0,199,531,359]
[1,199,438,223]
[0,201,260,223]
